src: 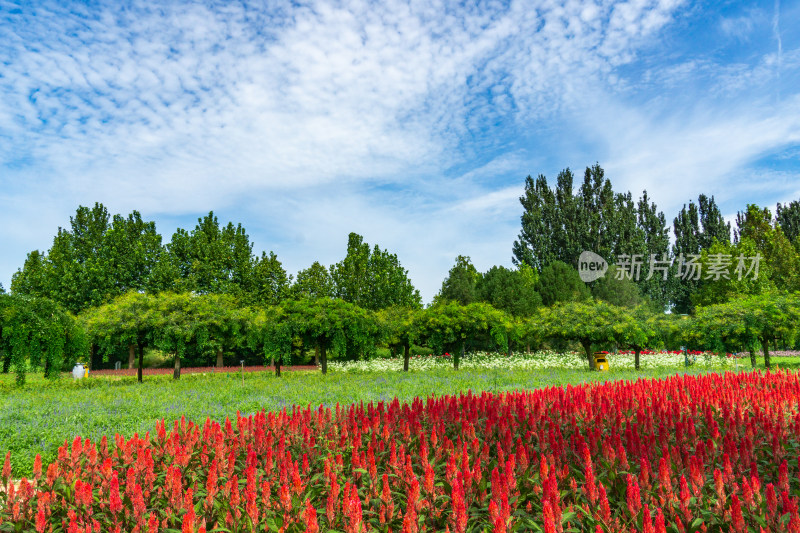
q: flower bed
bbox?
[2,371,800,531]
[328,350,741,373]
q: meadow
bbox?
[0,350,745,480]
[1,351,798,532]
[2,368,799,531]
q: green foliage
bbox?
[248,305,293,368]
[735,204,773,247]
[693,298,757,357]
[729,204,800,293]
[591,265,644,308]
[612,305,662,369]
[417,301,509,368]
[251,298,380,374]
[377,306,423,371]
[81,291,247,380]
[378,306,422,348]
[777,200,800,243]
[435,255,479,305]
[80,291,160,382]
[537,299,624,369]
[475,264,542,317]
[512,173,561,271]
[11,204,163,313]
[248,251,291,306]
[292,261,334,300]
[694,291,800,369]
[512,166,669,292]
[536,261,590,307]
[330,233,421,310]
[166,212,257,296]
[0,294,86,385]
[181,293,248,366]
[689,238,773,307]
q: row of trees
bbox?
[3,288,798,385]
[512,165,800,312]
[10,185,800,323]
[10,205,420,314]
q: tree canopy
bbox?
[12,204,162,313]
[418,301,509,369]
[538,299,623,370]
[536,261,590,307]
[475,264,541,317]
[330,232,421,310]
[1,294,86,384]
[436,255,479,306]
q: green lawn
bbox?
[0,364,780,478]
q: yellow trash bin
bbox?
[593,352,610,371]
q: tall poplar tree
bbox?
[698,194,731,249]
[512,174,559,271]
[776,200,800,243]
[636,191,671,309]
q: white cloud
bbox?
[1,0,799,301]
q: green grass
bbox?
[0,365,777,478]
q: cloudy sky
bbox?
[1,0,799,303]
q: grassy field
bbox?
[0,356,773,479]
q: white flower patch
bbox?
[326,350,740,373]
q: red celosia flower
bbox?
[598,482,611,523]
[780,459,790,495]
[109,472,122,514]
[731,494,745,533]
[654,507,667,533]
[304,499,319,533]
[33,454,42,480]
[2,451,10,483]
[767,483,778,519]
[627,474,642,518]
[542,500,557,533]
[584,463,597,505]
[642,503,654,533]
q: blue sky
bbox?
[1,0,798,303]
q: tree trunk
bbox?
[508,341,513,358]
[173,353,181,380]
[275,358,281,377]
[320,344,328,375]
[137,344,145,383]
[403,343,410,372]
[761,338,771,370]
[635,348,641,370]
[583,340,595,371]
[1,349,8,373]
[128,344,136,369]
[216,348,224,368]
[314,345,319,366]
[749,348,756,368]
[526,343,531,355]
[454,342,464,370]
[91,343,102,370]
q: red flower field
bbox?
[2,371,799,532]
